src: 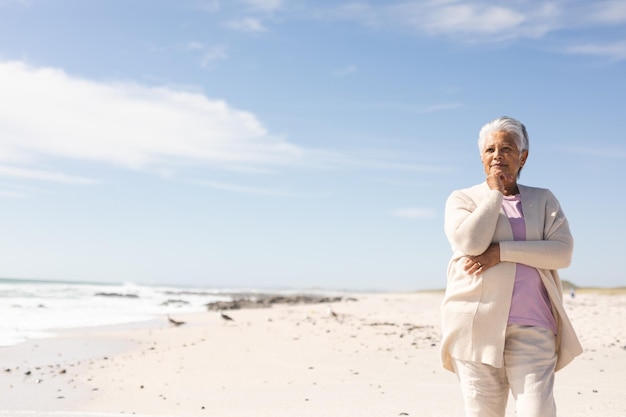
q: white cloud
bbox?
[0,61,450,197]
[200,0,221,13]
[590,1,626,24]
[232,1,620,47]
[0,61,303,176]
[421,4,523,35]
[313,1,563,42]
[183,42,228,68]
[421,102,462,113]
[243,0,282,13]
[326,3,378,27]
[390,208,437,219]
[566,40,626,61]
[226,17,268,33]
[201,44,229,67]
[388,1,559,41]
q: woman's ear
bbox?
[520,150,529,166]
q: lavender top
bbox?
[502,194,557,334]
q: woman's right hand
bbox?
[486,169,515,193]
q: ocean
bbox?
[0,278,240,347]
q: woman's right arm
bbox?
[444,189,503,256]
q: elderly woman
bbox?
[441,116,582,417]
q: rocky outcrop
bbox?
[206,293,353,311]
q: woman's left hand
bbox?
[464,243,501,275]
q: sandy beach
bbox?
[1,290,625,417]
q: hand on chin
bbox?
[490,166,514,184]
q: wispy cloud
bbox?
[0,165,98,184]
[226,17,268,33]
[185,41,205,51]
[222,0,281,34]
[228,1,624,50]
[0,164,97,198]
[373,178,437,187]
[314,3,379,28]
[189,179,324,198]
[243,0,282,13]
[200,44,229,67]
[396,3,522,36]
[326,99,462,115]
[309,1,562,42]
[589,0,626,24]
[421,102,462,113]
[565,40,626,61]
[387,1,561,41]
[305,1,626,63]
[390,208,437,220]
[189,179,291,196]
[199,0,221,13]
[183,42,229,67]
[0,181,47,198]
[306,148,451,173]
[564,146,626,159]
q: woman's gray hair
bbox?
[477,116,529,153]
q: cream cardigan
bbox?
[441,182,582,372]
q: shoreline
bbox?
[1,291,625,416]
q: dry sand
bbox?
[1,290,625,417]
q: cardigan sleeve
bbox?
[444,188,503,256]
[499,189,573,269]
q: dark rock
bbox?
[95,292,139,298]
[206,294,351,311]
[161,299,190,306]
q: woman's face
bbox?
[481,131,528,180]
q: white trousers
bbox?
[452,324,557,417]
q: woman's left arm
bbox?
[499,190,573,270]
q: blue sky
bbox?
[0,0,624,291]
